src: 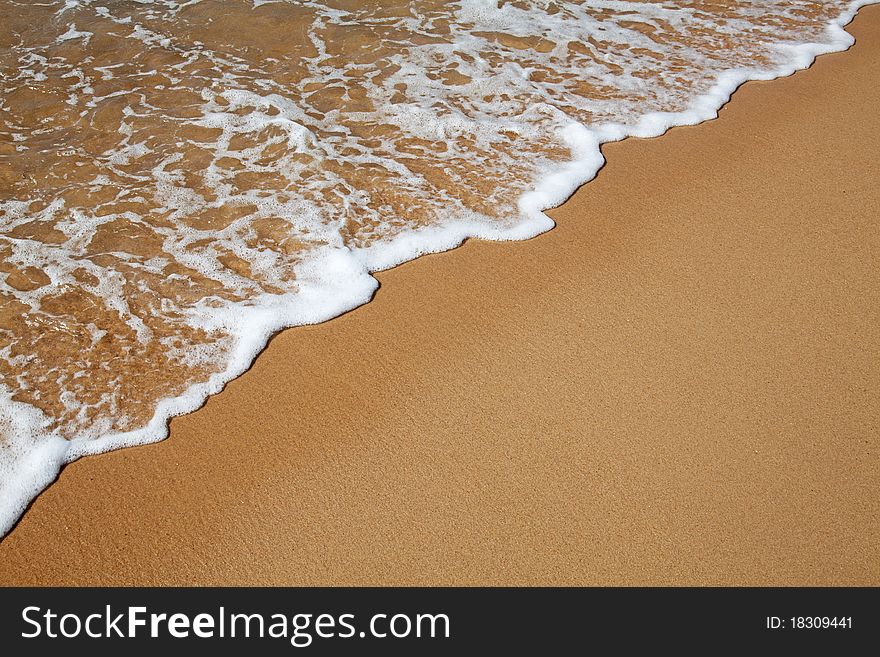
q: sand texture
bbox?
[0,6,877,586]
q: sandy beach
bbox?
[1,6,877,586]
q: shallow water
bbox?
[0,0,871,534]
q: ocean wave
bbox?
[0,0,873,535]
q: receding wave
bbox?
[0,0,873,534]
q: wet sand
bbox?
[1,6,878,586]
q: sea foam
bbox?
[0,0,875,536]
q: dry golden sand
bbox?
[1,6,878,586]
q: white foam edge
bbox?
[0,0,874,538]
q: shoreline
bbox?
[1,5,878,585]
[2,5,870,539]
